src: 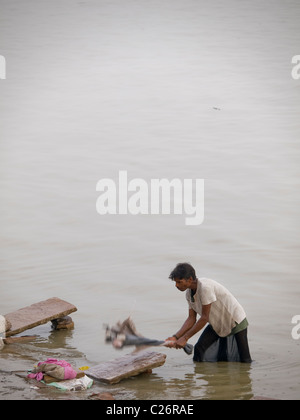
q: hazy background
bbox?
[0,0,299,399]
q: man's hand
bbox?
[164,336,177,348]
[175,336,188,349]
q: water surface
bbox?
[0,0,299,400]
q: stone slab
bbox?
[86,351,167,384]
[4,297,77,337]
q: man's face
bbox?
[173,277,192,292]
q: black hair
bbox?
[168,263,197,281]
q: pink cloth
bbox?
[27,358,77,381]
[28,372,44,381]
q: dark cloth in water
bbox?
[105,317,193,355]
[193,324,252,363]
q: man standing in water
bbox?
[166,263,252,363]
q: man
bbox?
[166,263,252,363]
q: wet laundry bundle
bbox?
[27,358,93,391]
[27,358,78,382]
[105,316,193,355]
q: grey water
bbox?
[0,0,299,400]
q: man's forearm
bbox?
[175,317,196,339]
[182,316,208,341]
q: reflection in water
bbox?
[108,357,254,400]
[193,362,253,400]
[0,327,88,372]
[0,327,120,400]
[0,0,299,400]
[154,362,253,400]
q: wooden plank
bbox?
[4,297,77,337]
[86,351,167,384]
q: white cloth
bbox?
[186,278,247,337]
[0,315,6,350]
[0,315,6,335]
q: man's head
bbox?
[169,262,197,291]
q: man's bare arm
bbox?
[175,304,211,348]
[174,308,197,339]
[165,308,197,345]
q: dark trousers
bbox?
[193,324,252,363]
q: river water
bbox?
[0,0,299,400]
